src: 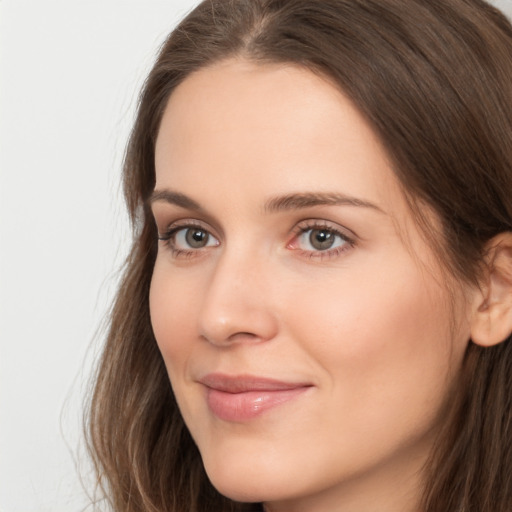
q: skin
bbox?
[149,59,475,512]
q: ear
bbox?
[471,232,512,347]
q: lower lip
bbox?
[205,386,310,422]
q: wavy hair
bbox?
[87,1,512,510]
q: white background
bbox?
[0,1,198,511]
[1,1,511,510]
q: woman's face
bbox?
[150,60,473,511]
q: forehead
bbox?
[155,58,401,217]
[155,59,420,226]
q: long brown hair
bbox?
[87,1,512,510]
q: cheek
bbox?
[149,263,202,366]
[285,257,467,427]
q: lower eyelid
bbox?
[295,243,353,261]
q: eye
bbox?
[287,221,354,259]
[301,228,343,251]
[158,223,220,256]
[175,227,216,249]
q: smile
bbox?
[199,374,313,422]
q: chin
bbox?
[202,452,297,504]
[206,468,268,503]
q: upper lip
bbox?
[199,373,312,393]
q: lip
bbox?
[199,373,313,422]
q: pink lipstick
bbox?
[200,374,312,422]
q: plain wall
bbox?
[1,0,511,510]
[0,2,198,511]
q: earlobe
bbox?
[470,232,512,348]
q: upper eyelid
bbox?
[151,195,362,234]
[155,217,358,246]
[150,199,223,232]
[153,211,225,240]
[157,218,218,236]
[292,219,358,240]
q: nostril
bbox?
[201,330,263,346]
[227,332,260,343]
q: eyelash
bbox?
[157,219,355,261]
[288,220,355,261]
[158,220,217,259]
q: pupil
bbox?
[186,228,208,248]
[310,229,334,250]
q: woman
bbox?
[87,1,512,511]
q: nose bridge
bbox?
[198,243,278,346]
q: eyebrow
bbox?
[263,192,384,214]
[149,189,203,211]
[149,189,384,215]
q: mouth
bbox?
[199,373,313,422]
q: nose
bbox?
[198,249,279,347]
